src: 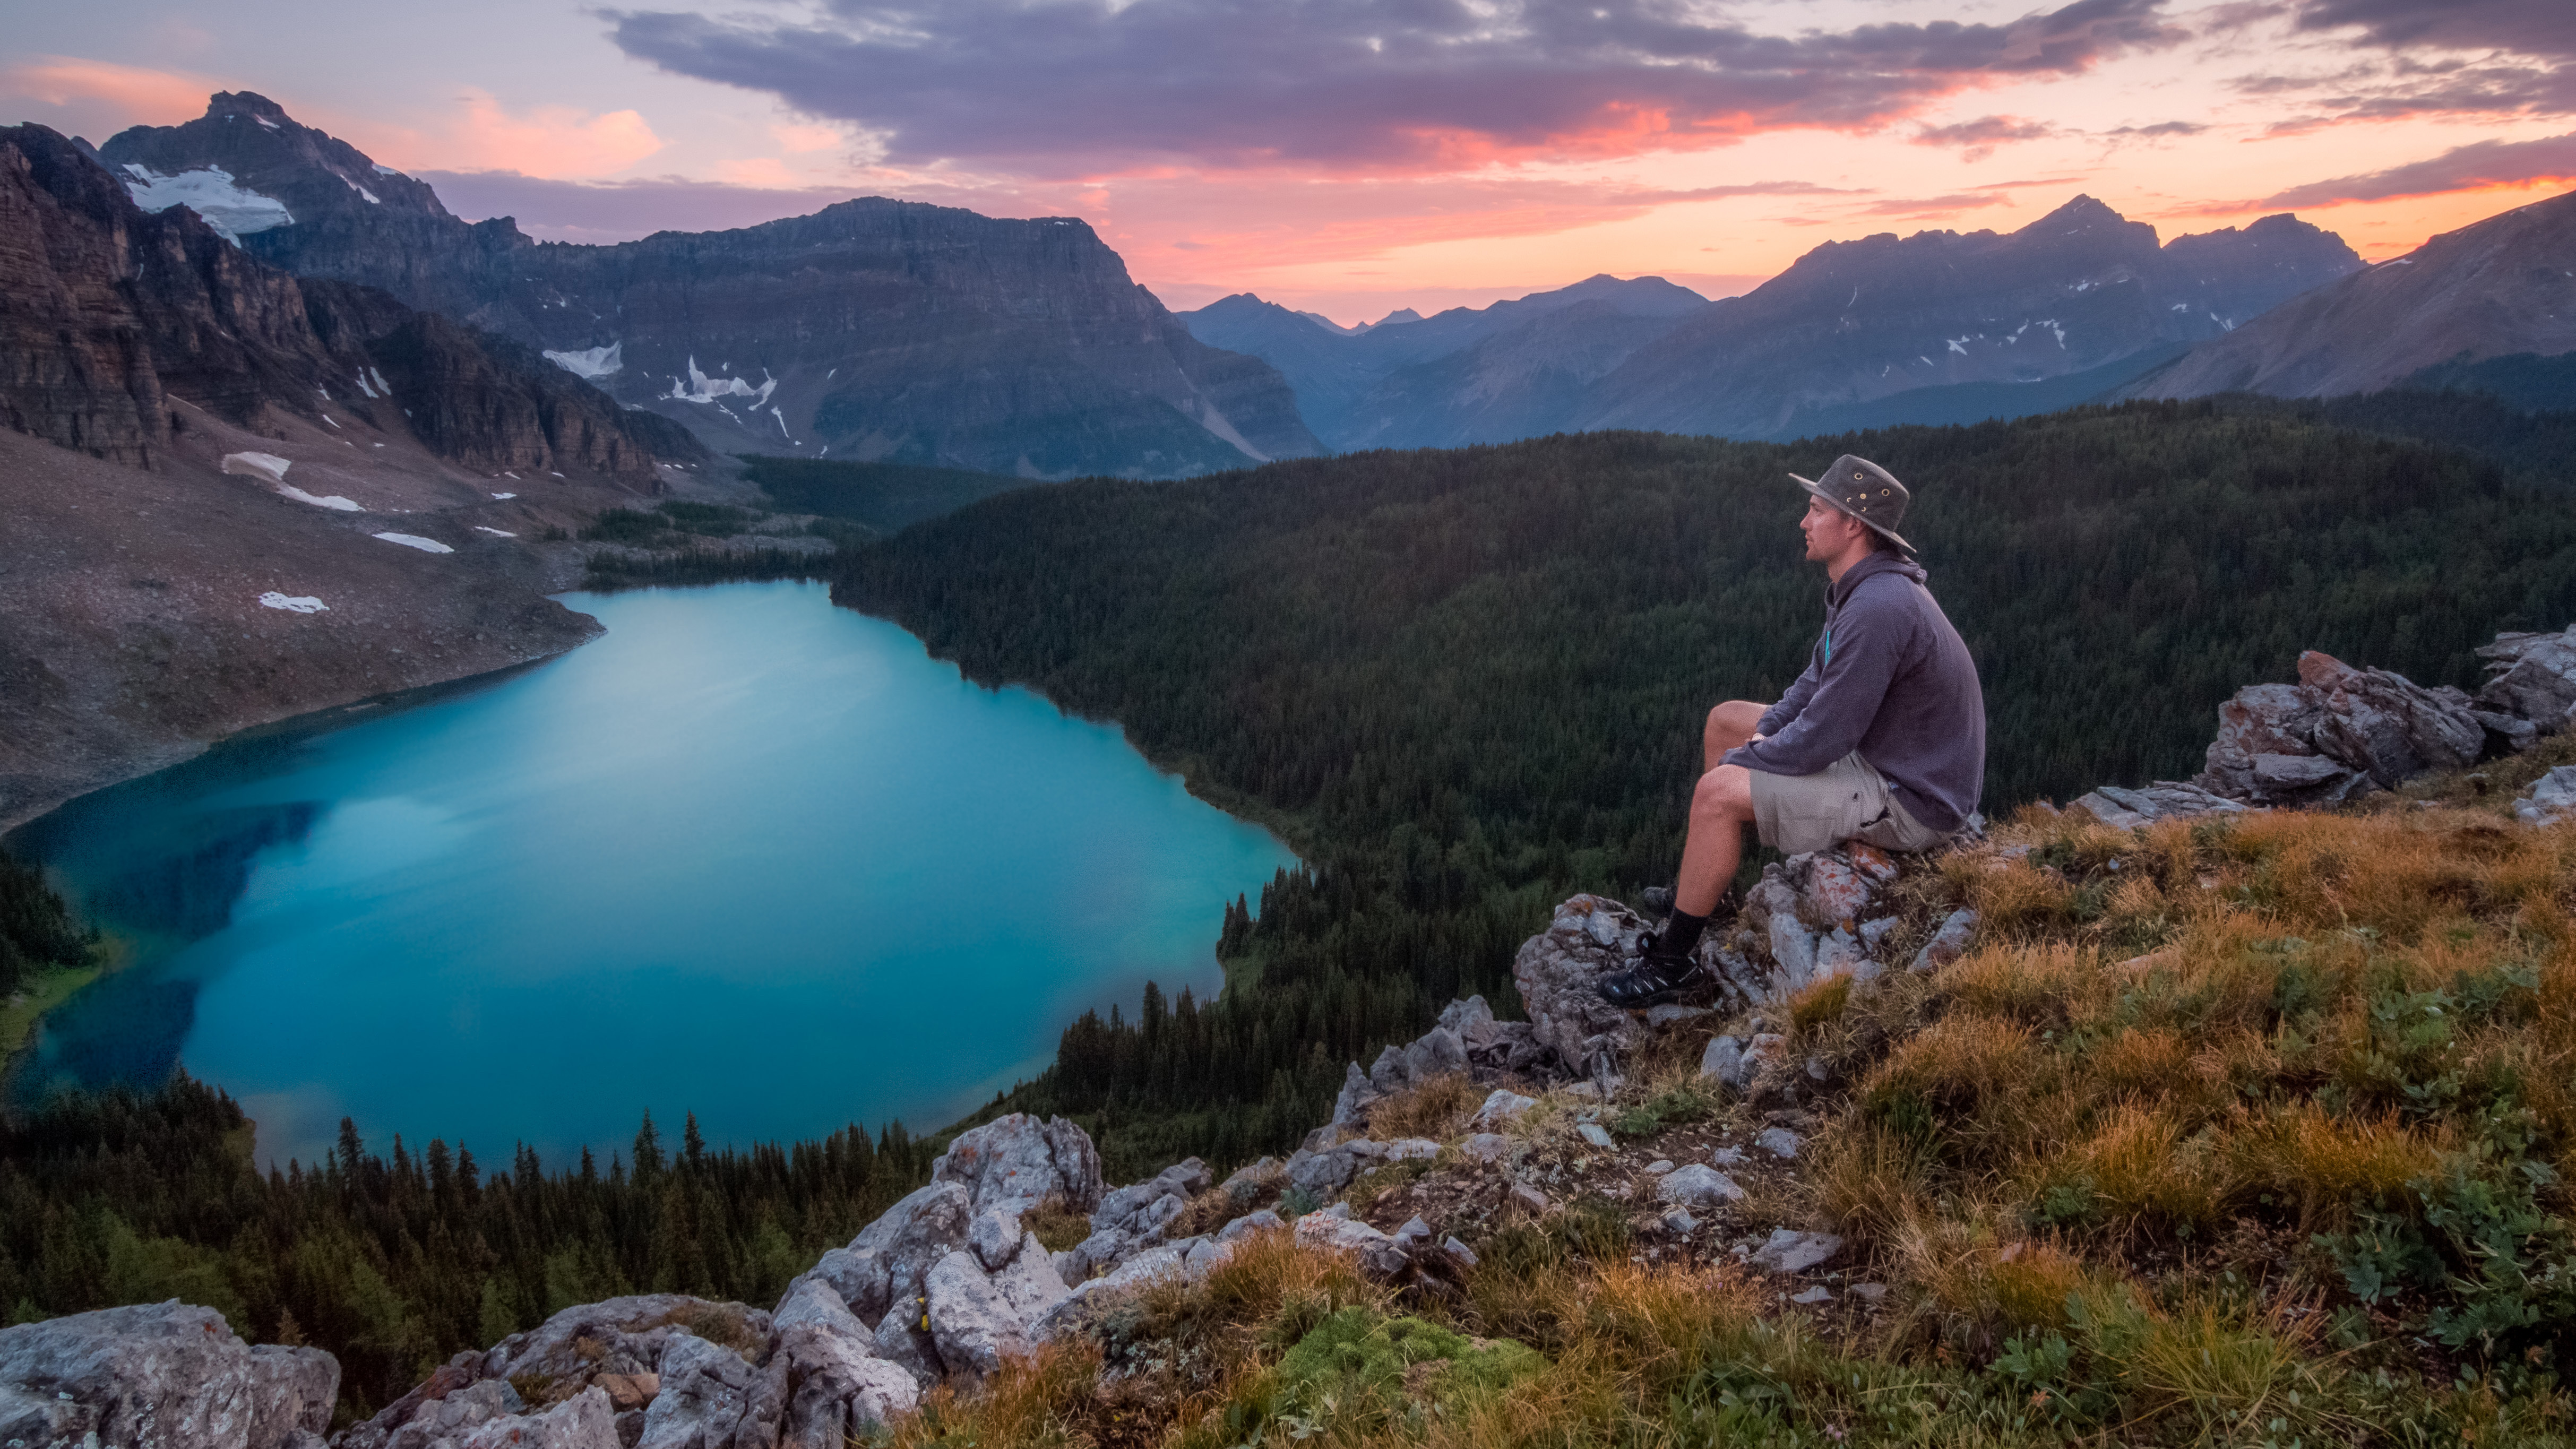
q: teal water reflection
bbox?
[7,582,1295,1166]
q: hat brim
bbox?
[1789,472,1913,553]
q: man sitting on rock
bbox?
[1597,455,1986,1008]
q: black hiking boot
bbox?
[1595,934,1699,1009]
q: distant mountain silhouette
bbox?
[1575,197,2360,441]
[100,92,1319,479]
[1180,274,1708,447]
[2129,189,2576,403]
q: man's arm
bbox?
[1722,593,1906,776]
[1752,647,1824,738]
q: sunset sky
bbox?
[6,0,2571,322]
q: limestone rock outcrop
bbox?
[0,1300,337,1449]
[2196,651,2485,804]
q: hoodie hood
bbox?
[1828,551,1926,609]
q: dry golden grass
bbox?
[1787,973,1851,1034]
[1363,1072,1481,1142]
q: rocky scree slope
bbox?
[2134,187,2576,402]
[99,93,1319,478]
[0,122,704,829]
[24,617,2576,1447]
[1577,197,2359,441]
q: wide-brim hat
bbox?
[1789,453,1914,553]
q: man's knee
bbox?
[1692,764,1754,821]
[1703,700,1768,755]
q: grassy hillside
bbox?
[838,402,2576,1177]
[892,776,2576,1447]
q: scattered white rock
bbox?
[1470,1089,1536,1129]
[278,485,362,511]
[491,491,516,499]
[1756,1127,1802,1160]
[1749,1229,1843,1273]
[372,532,454,554]
[2515,766,2576,825]
[1382,1137,1441,1162]
[1576,1122,1616,1149]
[221,451,292,481]
[1911,909,1978,972]
[1656,1165,1745,1209]
[1460,1133,1513,1165]
[1790,1285,1834,1304]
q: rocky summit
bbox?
[97,93,1320,478]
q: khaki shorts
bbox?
[1750,752,1948,856]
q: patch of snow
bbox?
[255,116,279,130]
[666,357,776,406]
[372,531,453,554]
[2170,302,2189,312]
[369,367,391,394]
[373,162,400,176]
[490,491,516,499]
[221,451,292,482]
[543,342,623,380]
[318,385,330,400]
[550,471,565,478]
[120,165,294,245]
[2037,318,2066,347]
[2210,312,2235,331]
[358,185,380,204]
[772,406,794,440]
[258,592,328,613]
[1945,336,1970,356]
[473,526,519,537]
[825,367,836,380]
[321,414,341,429]
[502,471,521,480]
[354,372,378,399]
[278,485,362,511]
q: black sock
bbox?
[1656,905,1710,960]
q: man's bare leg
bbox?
[1677,764,1756,916]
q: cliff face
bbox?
[100,94,1321,478]
[0,122,698,483]
[1575,198,2361,439]
[2132,189,2576,400]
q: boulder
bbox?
[1755,1127,1802,1159]
[1058,1159,1211,1282]
[1801,853,1872,927]
[633,1334,764,1449]
[782,1250,882,1331]
[1437,996,1495,1032]
[2477,626,2576,729]
[1367,1045,1410,1094]
[2515,765,2576,825]
[593,1375,659,1413]
[349,1297,766,1449]
[2069,781,2250,830]
[923,1252,1033,1383]
[1292,1211,1407,1279]
[1747,1230,1844,1274]
[1218,1157,1281,1206]
[1459,1133,1513,1165]
[1656,1166,1745,1210]
[1469,1089,1536,1129]
[1216,1210,1282,1244]
[1813,926,1876,985]
[2198,653,2484,803]
[1382,1138,1441,1162]
[1401,1027,1468,1082]
[381,1379,528,1449]
[768,1281,864,1341]
[1512,894,1658,1071]
[849,1182,973,1316]
[868,1300,940,1390]
[1329,1063,1380,1127]
[769,1326,916,1449]
[1699,1035,1744,1087]
[966,1208,1024,1272]
[931,1114,1103,1217]
[458,1391,620,1449]
[1909,910,1978,973]
[0,1300,340,1449]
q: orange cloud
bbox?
[1,56,220,124]
[360,89,664,179]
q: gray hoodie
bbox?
[1720,551,1985,834]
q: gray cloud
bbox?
[2292,0,2576,61]
[2255,130,2576,206]
[1912,114,2055,160]
[2104,119,2205,137]
[605,0,2182,174]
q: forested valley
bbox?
[837,399,2576,1178]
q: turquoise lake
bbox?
[5,581,1297,1167]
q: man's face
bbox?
[1800,495,1860,562]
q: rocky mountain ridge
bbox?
[1576,197,2362,441]
[2130,187,2576,401]
[99,93,1319,479]
[18,610,2576,1448]
[0,120,713,831]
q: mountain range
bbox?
[2129,188,2576,403]
[1189,199,2363,450]
[97,92,1320,479]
